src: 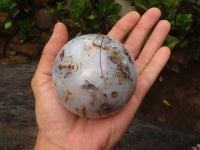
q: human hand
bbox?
[31,8,171,150]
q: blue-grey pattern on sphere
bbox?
[52,34,137,118]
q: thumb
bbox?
[37,22,68,76]
[32,22,68,95]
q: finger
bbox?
[133,46,171,108]
[136,20,171,74]
[103,47,170,146]
[124,8,161,58]
[37,22,68,76]
[108,11,140,41]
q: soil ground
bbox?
[141,60,200,133]
[0,64,200,150]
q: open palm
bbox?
[32,8,171,150]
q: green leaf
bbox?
[172,14,193,39]
[198,0,200,6]
[70,0,90,21]
[13,9,20,18]
[18,18,36,42]
[49,8,55,14]
[0,0,14,13]
[167,9,179,21]
[179,40,188,48]
[171,13,193,39]
[148,0,161,7]
[98,0,115,10]
[176,13,193,30]
[70,0,121,34]
[107,15,121,24]
[162,0,182,10]
[88,14,95,20]
[162,0,182,20]
[4,21,12,29]
[164,35,180,50]
[134,0,149,14]
[109,3,121,15]
[135,0,161,14]
[10,3,17,10]
[56,2,63,11]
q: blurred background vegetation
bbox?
[0,0,200,65]
[0,0,200,47]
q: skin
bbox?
[31,8,171,150]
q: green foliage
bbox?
[134,0,161,14]
[164,35,179,50]
[0,0,19,17]
[70,0,90,21]
[0,0,33,29]
[171,13,193,39]
[133,0,196,49]
[133,0,182,20]
[18,18,35,43]
[70,0,121,33]
[4,21,12,29]
[161,0,182,21]
[0,0,20,29]
[56,0,68,19]
[0,0,35,42]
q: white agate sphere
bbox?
[52,34,137,118]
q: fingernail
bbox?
[53,22,61,33]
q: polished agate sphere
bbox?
[52,34,137,118]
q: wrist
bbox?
[34,131,65,150]
[34,131,111,150]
